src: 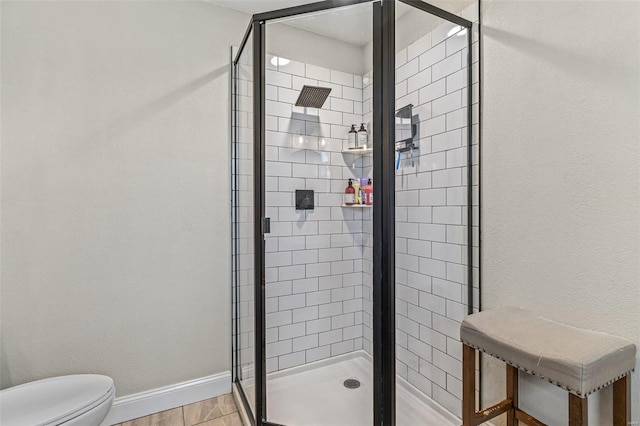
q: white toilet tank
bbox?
[0,375,115,426]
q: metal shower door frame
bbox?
[231,22,259,426]
[374,4,473,425]
[231,1,475,425]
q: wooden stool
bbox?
[460,307,635,426]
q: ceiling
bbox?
[211,0,474,47]
[210,0,313,15]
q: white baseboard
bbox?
[102,371,231,425]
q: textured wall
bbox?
[482,1,640,424]
[266,21,368,76]
[0,0,249,396]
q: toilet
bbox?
[0,375,115,426]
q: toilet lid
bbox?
[0,375,114,426]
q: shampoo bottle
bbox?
[348,125,357,149]
[357,123,368,148]
[344,179,356,206]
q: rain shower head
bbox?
[295,85,332,108]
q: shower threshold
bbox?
[239,351,459,425]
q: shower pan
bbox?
[231,1,480,425]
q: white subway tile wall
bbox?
[264,60,371,373]
[391,10,480,418]
[361,72,374,358]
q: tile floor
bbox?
[112,393,242,426]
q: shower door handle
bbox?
[262,217,271,235]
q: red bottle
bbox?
[364,179,373,205]
[344,179,356,206]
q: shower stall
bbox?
[231,1,480,424]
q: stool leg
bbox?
[463,344,476,426]
[506,364,518,426]
[569,394,588,426]
[613,375,629,426]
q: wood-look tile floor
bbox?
[112,393,242,426]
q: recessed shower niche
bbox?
[231,1,480,425]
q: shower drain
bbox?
[343,378,361,389]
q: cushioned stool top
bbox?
[460,307,636,397]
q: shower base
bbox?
[239,351,459,425]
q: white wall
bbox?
[482,1,640,424]
[267,22,367,75]
[0,0,249,396]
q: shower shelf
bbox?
[341,204,372,208]
[341,148,372,156]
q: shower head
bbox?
[295,85,332,108]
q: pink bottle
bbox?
[364,179,373,205]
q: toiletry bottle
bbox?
[348,125,357,150]
[364,179,373,205]
[359,177,368,205]
[344,179,356,206]
[357,123,368,148]
[353,181,361,204]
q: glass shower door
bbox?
[232,1,479,424]
[261,3,376,425]
[391,1,476,423]
[232,28,257,422]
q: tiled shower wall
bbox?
[361,74,374,357]
[263,59,372,373]
[389,11,480,417]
